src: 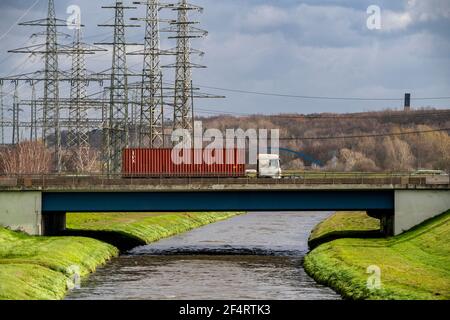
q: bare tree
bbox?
[0,141,52,174]
[63,148,101,174]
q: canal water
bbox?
[66,212,340,300]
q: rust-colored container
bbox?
[122,148,246,177]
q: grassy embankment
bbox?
[0,227,118,300]
[1,212,242,300]
[308,212,382,249]
[305,211,450,300]
[66,212,241,250]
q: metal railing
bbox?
[0,172,443,189]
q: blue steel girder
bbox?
[42,190,394,213]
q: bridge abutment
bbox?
[393,190,450,235]
[0,191,43,235]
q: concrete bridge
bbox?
[0,175,449,237]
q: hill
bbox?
[200,109,450,171]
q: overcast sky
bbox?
[0,0,449,116]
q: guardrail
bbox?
[0,172,446,189]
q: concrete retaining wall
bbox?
[0,191,43,235]
[394,190,450,235]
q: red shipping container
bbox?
[122,148,246,177]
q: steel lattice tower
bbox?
[98,2,138,173]
[43,0,61,171]
[30,81,38,141]
[0,82,4,145]
[68,30,88,142]
[68,27,89,170]
[101,89,110,173]
[12,82,20,145]
[168,0,207,138]
[67,25,106,172]
[10,0,68,171]
[131,0,166,148]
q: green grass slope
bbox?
[67,212,242,245]
[0,227,118,300]
[304,211,450,300]
[310,212,380,240]
[1,212,242,300]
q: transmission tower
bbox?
[68,28,88,154]
[43,0,60,162]
[97,1,139,173]
[11,82,20,145]
[30,81,38,141]
[67,22,106,172]
[9,0,71,172]
[130,86,140,147]
[0,82,4,145]
[131,0,171,148]
[162,0,207,141]
[101,89,110,173]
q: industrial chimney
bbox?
[404,93,411,111]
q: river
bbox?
[66,212,340,300]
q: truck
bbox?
[257,154,282,178]
[122,149,282,179]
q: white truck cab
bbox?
[257,154,282,178]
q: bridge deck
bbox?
[0,175,449,192]
[41,190,395,212]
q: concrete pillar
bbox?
[367,210,394,237]
[0,191,43,235]
[380,214,394,237]
[394,190,450,235]
[42,212,67,236]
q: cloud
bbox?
[0,0,449,116]
[383,11,413,31]
[382,0,450,32]
[407,0,450,21]
[244,5,289,29]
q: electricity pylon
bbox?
[97,1,140,173]
[163,0,207,139]
[67,21,107,173]
[130,0,171,148]
[9,0,70,172]
[30,81,38,141]
[11,82,21,145]
[0,82,4,145]
[68,27,89,168]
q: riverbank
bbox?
[66,212,242,251]
[0,227,118,300]
[0,212,242,300]
[308,212,382,249]
[304,211,450,300]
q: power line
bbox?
[194,107,450,120]
[197,84,450,101]
[278,128,450,141]
[0,0,42,42]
